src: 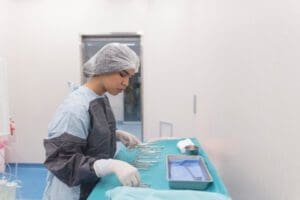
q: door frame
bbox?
[79,32,144,141]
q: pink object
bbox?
[0,138,8,149]
[0,146,5,172]
[10,118,16,135]
[0,137,8,173]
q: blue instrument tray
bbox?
[167,155,213,190]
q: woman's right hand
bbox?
[93,159,140,187]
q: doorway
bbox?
[80,34,143,140]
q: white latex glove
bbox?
[116,130,141,149]
[93,159,140,187]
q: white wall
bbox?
[0,0,299,199]
[0,58,10,136]
[191,1,300,199]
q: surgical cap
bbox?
[83,43,140,78]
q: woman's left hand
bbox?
[116,130,141,149]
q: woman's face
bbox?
[102,68,135,96]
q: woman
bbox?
[43,43,141,200]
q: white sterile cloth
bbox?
[176,138,195,153]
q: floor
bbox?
[3,163,47,200]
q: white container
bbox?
[0,179,8,199]
[6,182,17,200]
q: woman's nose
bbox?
[122,77,129,87]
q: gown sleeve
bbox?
[44,110,98,187]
